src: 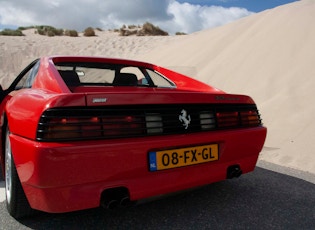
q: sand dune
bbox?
[0,29,180,87]
[0,0,314,174]
[136,0,315,174]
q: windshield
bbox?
[55,62,176,88]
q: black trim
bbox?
[36,104,262,142]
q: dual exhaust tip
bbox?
[102,196,131,209]
[100,187,131,210]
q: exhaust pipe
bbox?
[101,187,131,210]
[103,199,120,209]
[120,197,131,207]
[227,165,242,179]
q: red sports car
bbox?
[0,56,267,219]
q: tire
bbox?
[4,127,34,219]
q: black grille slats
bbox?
[37,104,262,141]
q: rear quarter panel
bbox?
[5,89,86,140]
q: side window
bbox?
[15,71,29,89]
[146,69,175,88]
[15,61,40,89]
[24,61,40,88]
[120,67,143,79]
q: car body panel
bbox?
[5,87,254,140]
[10,126,266,212]
[0,55,267,214]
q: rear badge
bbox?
[92,98,107,103]
[179,109,191,129]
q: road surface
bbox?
[0,163,314,229]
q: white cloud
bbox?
[166,1,253,33]
[0,1,37,26]
[0,0,253,34]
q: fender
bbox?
[5,89,86,140]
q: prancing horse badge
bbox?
[179,109,191,129]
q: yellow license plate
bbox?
[149,144,219,171]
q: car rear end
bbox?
[7,56,266,213]
[11,89,266,213]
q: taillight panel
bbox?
[36,104,262,142]
[38,114,145,141]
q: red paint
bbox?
[0,56,267,213]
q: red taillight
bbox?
[81,117,103,137]
[47,117,81,139]
[216,110,261,129]
[216,112,239,128]
[41,115,144,140]
[102,116,144,136]
[240,110,261,126]
[46,117,102,139]
[37,105,262,142]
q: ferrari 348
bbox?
[0,56,267,218]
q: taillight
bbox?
[37,105,262,142]
[216,111,239,128]
[37,114,145,141]
[240,110,261,126]
[44,117,102,139]
[216,110,261,129]
[46,118,80,139]
[102,116,144,136]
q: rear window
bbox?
[55,62,175,88]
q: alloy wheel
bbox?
[5,131,12,204]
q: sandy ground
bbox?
[0,0,314,176]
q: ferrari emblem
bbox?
[179,109,191,129]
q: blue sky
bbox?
[177,0,299,12]
[0,0,299,34]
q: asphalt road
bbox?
[0,164,314,230]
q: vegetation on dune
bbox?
[1,25,82,37]
[175,32,187,35]
[120,22,169,36]
[1,22,186,37]
[119,24,138,36]
[17,26,36,30]
[35,25,64,36]
[140,22,168,36]
[65,29,79,37]
[83,27,96,37]
[0,29,24,36]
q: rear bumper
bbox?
[10,127,266,213]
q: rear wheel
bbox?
[5,127,34,219]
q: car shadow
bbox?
[0,166,314,229]
[0,170,5,205]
